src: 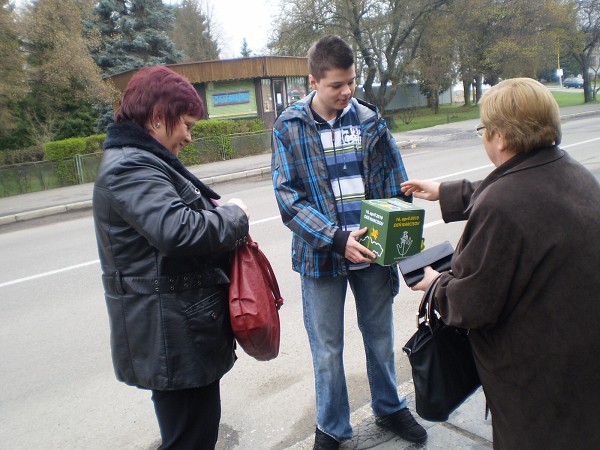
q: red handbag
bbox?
[229,235,284,361]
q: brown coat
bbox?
[434,146,600,449]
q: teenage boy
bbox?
[271,35,427,449]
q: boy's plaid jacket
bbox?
[271,91,411,278]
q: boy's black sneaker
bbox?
[375,407,428,443]
[313,427,340,450]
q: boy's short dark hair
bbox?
[308,35,355,80]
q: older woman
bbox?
[93,66,250,449]
[401,78,600,449]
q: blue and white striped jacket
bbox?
[271,91,411,278]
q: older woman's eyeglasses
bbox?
[475,124,486,138]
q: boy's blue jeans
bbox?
[301,264,406,441]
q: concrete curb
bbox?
[201,166,272,186]
[0,200,93,225]
[560,109,600,120]
[395,130,474,149]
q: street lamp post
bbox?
[557,47,563,88]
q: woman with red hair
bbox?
[93,66,250,449]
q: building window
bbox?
[261,79,273,112]
[286,77,307,104]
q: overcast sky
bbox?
[209,0,274,58]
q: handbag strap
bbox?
[246,235,284,309]
[416,273,444,328]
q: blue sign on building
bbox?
[213,90,251,106]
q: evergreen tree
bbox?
[241,38,252,57]
[91,0,183,76]
[171,0,219,62]
[88,0,128,74]
[88,0,184,132]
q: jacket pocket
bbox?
[105,292,167,387]
[182,287,234,356]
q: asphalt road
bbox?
[0,115,598,449]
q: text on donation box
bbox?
[359,198,425,266]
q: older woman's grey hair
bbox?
[479,78,561,153]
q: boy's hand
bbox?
[344,227,376,263]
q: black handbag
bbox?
[402,275,481,422]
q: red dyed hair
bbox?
[115,66,205,135]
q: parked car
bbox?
[563,77,584,88]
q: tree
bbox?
[171,0,219,62]
[24,0,111,101]
[268,0,450,113]
[18,0,116,144]
[589,49,599,96]
[240,37,252,57]
[412,11,456,113]
[90,0,183,76]
[484,1,574,80]
[449,0,576,105]
[567,0,600,101]
[88,0,183,132]
[0,0,27,134]
[266,0,328,56]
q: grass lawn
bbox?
[391,104,480,132]
[550,91,587,107]
[389,89,597,132]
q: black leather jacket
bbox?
[93,122,249,390]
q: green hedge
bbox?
[44,134,105,161]
[41,120,266,161]
[42,135,104,185]
[185,120,266,164]
[85,134,107,153]
[191,119,265,139]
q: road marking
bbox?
[562,137,600,148]
[249,216,279,225]
[424,219,445,228]
[431,164,493,181]
[0,260,99,288]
